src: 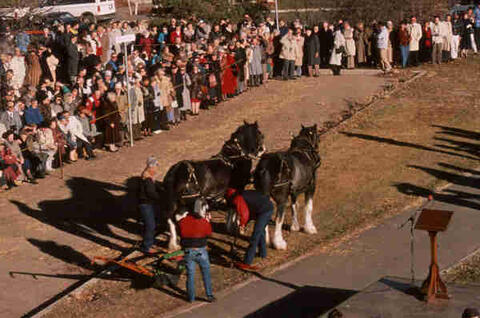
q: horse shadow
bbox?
[11,176,145,253]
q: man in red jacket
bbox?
[179,199,216,303]
[225,188,274,271]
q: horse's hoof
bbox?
[303,225,317,235]
[272,238,288,250]
[290,222,301,232]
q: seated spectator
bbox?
[25,100,43,126]
[3,130,36,183]
[59,111,95,160]
[19,125,45,178]
[0,101,23,133]
[0,142,22,188]
[35,120,57,173]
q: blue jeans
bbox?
[184,247,213,301]
[244,209,273,265]
[139,204,156,251]
[400,45,410,68]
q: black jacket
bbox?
[138,177,160,205]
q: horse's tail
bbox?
[254,161,273,195]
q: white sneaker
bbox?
[153,130,162,135]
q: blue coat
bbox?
[24,107,43,125]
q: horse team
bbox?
[160,121,321,251]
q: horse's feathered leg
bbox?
[272,203,287,250]
[303,189,317,234]
[167,218,180,251]
[290,194,300,232]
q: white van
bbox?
[36,0,116,24]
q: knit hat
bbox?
[146,156,158,167]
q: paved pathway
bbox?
[173,169,480,318]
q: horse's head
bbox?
[297,124,320,150]
[226,120,265,159]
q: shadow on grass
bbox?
[433,125,480,141]
[394,161,480,211]
[340,132,480,161]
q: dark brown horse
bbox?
[162,121,265,250]
[254,124,321,250]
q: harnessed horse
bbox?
[254,124,321,250]
[162,121,265,250]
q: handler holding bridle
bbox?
[226,188,274,271]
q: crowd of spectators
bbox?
[1,5,480,191]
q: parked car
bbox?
[41,11,79,27]
[36,0,116,23]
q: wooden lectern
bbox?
[415,209,453,303]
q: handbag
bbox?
[336,46,346,55]
[171,100,178,108]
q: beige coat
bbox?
[442,21,452,51]
[408,23,422,51]
[294,35,304,66]
[280,34,296,61]
[158,75,174,108]
[116,92,128,123]
[344,28,356,56]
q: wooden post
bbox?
[415,209,453,303]
[420,231,449,302]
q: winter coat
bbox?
[190,72,204,101]
[66,42,79,79]
[294,36,305,66]
[408,23,422,51]
[442,21,453,51]
[330,30,346,66]
[354,29,367,64]
[180,73,192,112]
[158,75,174,108]
[250,44,263,75]
[344,28,356,56]
[280,34,296,61]
[101,98,121,145]
[10,56,26,89]
[129,86,146,124]
[0,111,23,133]
[36,128,56,152]
[25,52,42,87]
[304,34,320,66]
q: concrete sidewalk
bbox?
[172,171,480,318]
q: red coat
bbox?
[139,36,154,57]
[221,54,237,95]
[225,188,252,227]
[85,95,101,123]
[169,31,182,44]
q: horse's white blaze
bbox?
[168,219,180,250]
[290,202,300,232]
[303,198,317,234]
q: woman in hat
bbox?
[138,156,161,254]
